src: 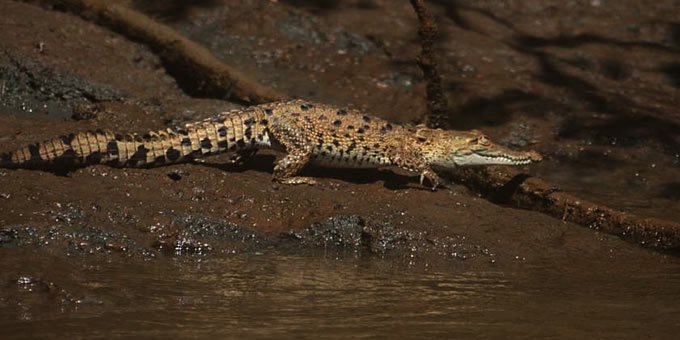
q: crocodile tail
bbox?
[0,110,270,169]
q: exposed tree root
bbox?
[409,0,450,129]
[28,0,286,104]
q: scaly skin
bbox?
[0,99,542,189]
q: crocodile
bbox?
[0,99,542,189]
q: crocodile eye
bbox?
[478,136,489,144]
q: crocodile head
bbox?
[417,128,542,168]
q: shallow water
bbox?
[3,249,679,339]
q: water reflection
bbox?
[3,250,680,339]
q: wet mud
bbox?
[1,0,679,338]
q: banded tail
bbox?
[0,110,271,169]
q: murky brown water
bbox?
[2,247,679,339]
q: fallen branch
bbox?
[28,0,286,104]
[409,0,450,129]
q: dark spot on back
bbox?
[318,115,326,121]
[131,145,149,161]
[326,145,333,152]
[86,151,103,163]
[166,148,182,161]
[362,115,371,122]
[244,127,253,139]
[217,127,228,137]
[264,108,273,115]
[260,119,269,125]
[154,155,166,164]
[107,141,119,156]
[181,137,192,147]
[200,138,213,149]
[333,119,342,126]
[28,144,41,160]
[300,103,313,111]
[357,128,365,134]
[332,139,340,146]
[244,117,255,126]
[337,109,347,116]
[61,133,76,145]
[62,149,76,160]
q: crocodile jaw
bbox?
[453,150,542,166]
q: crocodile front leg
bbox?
[389,149,441,190]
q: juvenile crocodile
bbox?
[0,100,541,189]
